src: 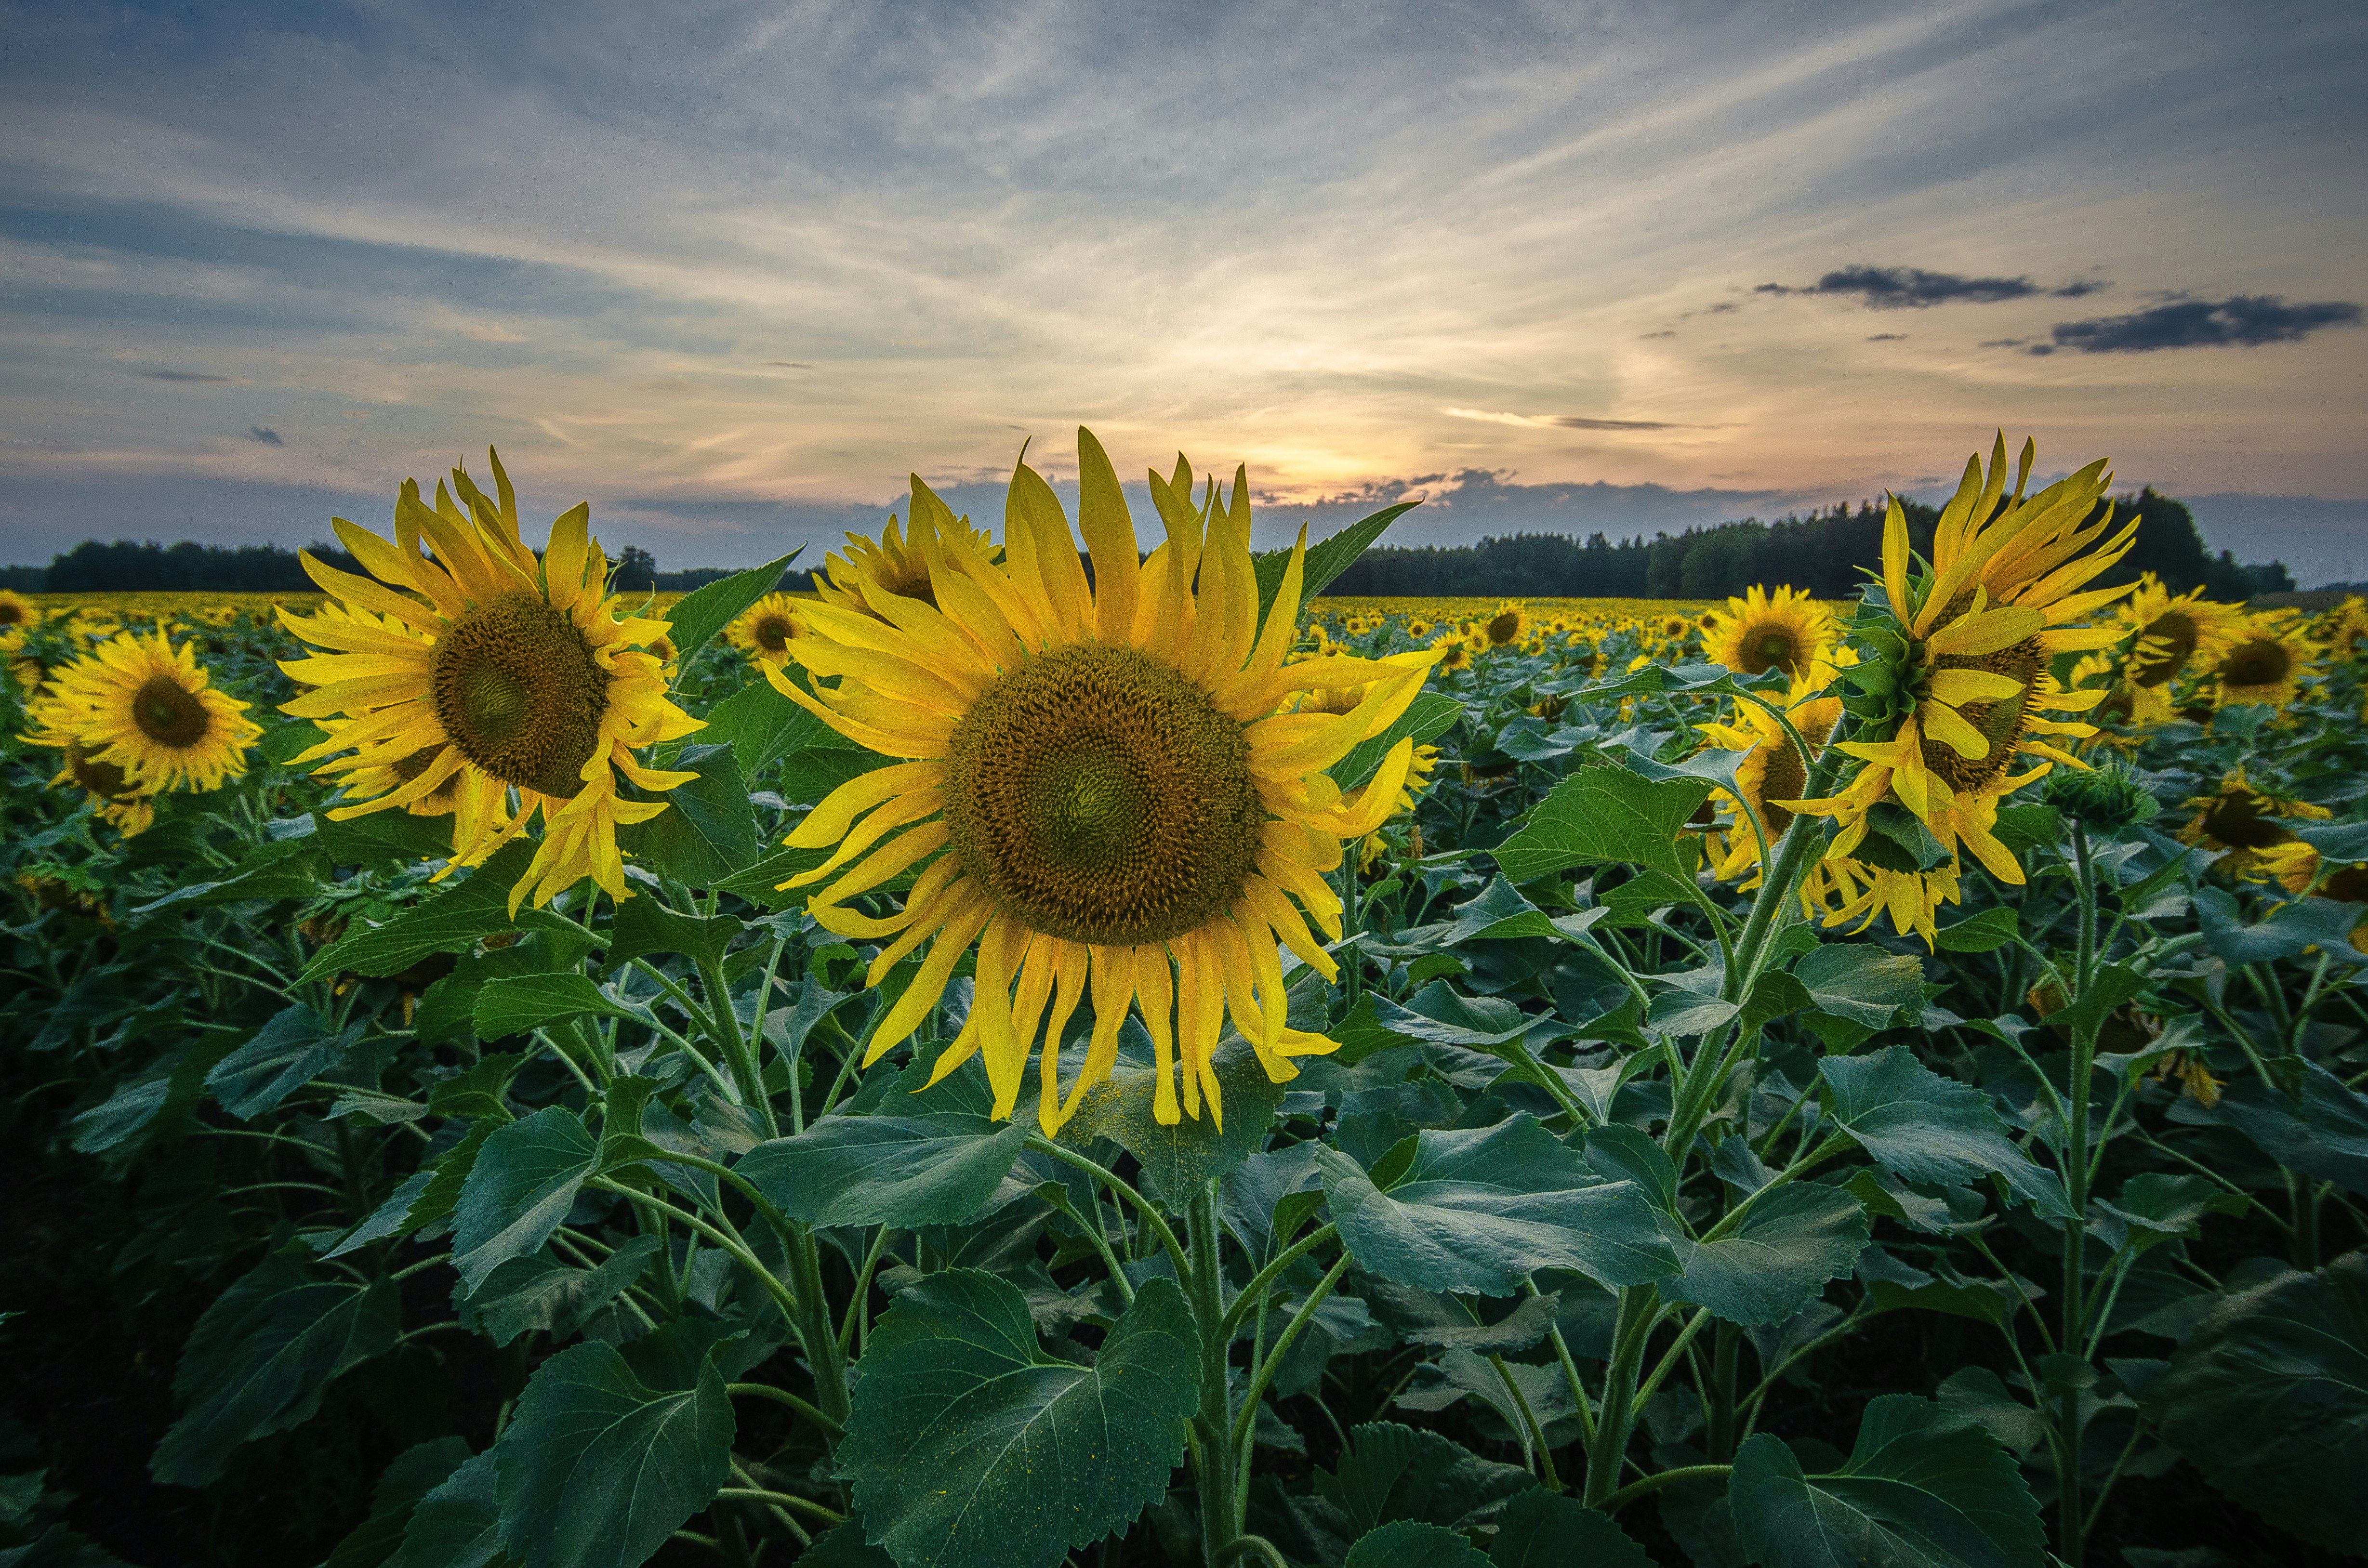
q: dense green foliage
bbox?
[3,560,2365,1568]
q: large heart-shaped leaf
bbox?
[839,1270,1201,1568]
[492,1325,737,1568]
[1317,1115,1679,1295]
[2149,1253,2368,1552]
[450,1108,602,1295]
[455,1236,664,1348]
[1487,1488,1651,1568]
[739,1113,1030,1229]
[150,1255,400,1486]
[620,743,758,890]
[391,1448,505,1568]
[1659,1183,1870,1326]
[1730,1395,2044,1568]
[1491,767,1713,886]
[1057,1034,1290,1197]
[1820,1047,2068,1217]
[205,1003,357,1120]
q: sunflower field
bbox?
[4,432,2366,1568]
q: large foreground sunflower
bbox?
[1703,585,1834,681]
[279,451,702,910]
[1789,435,2135,917]
[726,593,809,665]
[770,430,1437,1130]
[50,629,262,792]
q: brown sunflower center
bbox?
[2198,789,2290,850]
[753,613,796,652]
[1756,739,1808,839]
[944,643,1265,947]
[429,590,607,797]
[66,740,133,800]
[133,674,212,748]
[2324,866,2368,904]
[0,600,25,627]
[1737,622,1801,677]
[2221,637,2292,691]
[2133,610,2198,686]
[1924,594,2045,795]
[1486,610,1521,645]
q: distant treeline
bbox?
[4,487,2293,601]
[1325,489,2291,602]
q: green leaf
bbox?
[72,1031,243,1157]
[2293,818,2368,861]
[450,1108,603,1295]
[304,840,569,982]
[473,974,636,1041]
[150,1255,400,1487]
[1488,1489,1652,1568]
[2209,1057,2368,1198]
[1821,1047,2069,1218]
[205,1003,358,1120]
[1795,945,1924,1030]
[426,1053,527,1123]
[1317,1114,1680,1295]
[603,892,738,971]
[1254,501,1417,627]
[1332,691,1464,794]
[391,1449,505,1568]
[739,1111,1030,1229]
[491,1330,736,1568]
[1933,907,2018,954]
[2150,1253,2368,1552]
[131,837,325,911]
[840,1270,1201,1568]
[621,743,759,890]
[2195,886,2368,969]
[697,674,817,779]
[456,1236,664,1348]
[1491,766,1713,886]
[324,1436,472,1568]
[2088,1173,2244,1259]
[1346,1521,1488,1568]
[315,810,459,869]
[1659,1184,1870,1326]
[1729,1395,2045,1568]
[1313,1421,1535,1539]
[658,550,800,672]
[777,740,886,809]
[1057,1035,1289,1197]
[1439,877,1561,945]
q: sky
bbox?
[2,0,2365,583]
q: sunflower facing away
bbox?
[20,685,159,836]
[2113,574,2244,721]
[769,430,1438,1131]
[46,628,263,794]
[1788,435,2136,929]
[813,507,998,613]
[278,450,702,911]
[1703,584,1835,681]
[2209,612,2318,711]
[726,593,809,665]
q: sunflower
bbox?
[1703,585,1835,681]
[1480,603,1529,647]
[1657,613,1693,643]
[47,629,262,792]
[1788,435,2135,898]
[2209,613,2318,710]
[2181,770,2331,878]
[2113,574,2243,720]
[1358,744,1442,870]
[767,430,1438,1131]
[813,496,998,614]
[278,450,703,911]
[0,589,40,632]
[726,593,810,665]
[19,687,158,836]
[1431,633,1475,672]
[2251,843,2368,953]
[1695,668,1846,883]
[1802,851,1965,948]
[2323,596,2368,662]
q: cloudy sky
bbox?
[3,0,2364,581]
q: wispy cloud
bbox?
[1444,408,1682,432]
[2032,295,2362,354]
[245,425,282,446]
[139,369,234,382]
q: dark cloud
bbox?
[1757,264,2043,307]
[245,426,283,446]
[1705,302,1739,315]
[2038,295,2362,354]
[141,369,233,381]
[2051,280,2110,298]
[1865,332,1907,341]
[1544,416,1679,430]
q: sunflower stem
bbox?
[1188,1180,1241,1566]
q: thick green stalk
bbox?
[1583,1288,1656,1505]
[1188,1181,1238,1567]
